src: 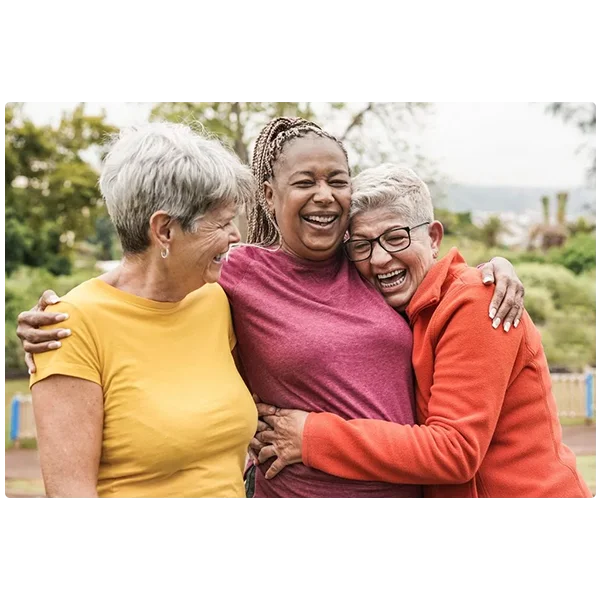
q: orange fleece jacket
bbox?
[302,248,592,498]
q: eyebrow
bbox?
[350,226,407,240]
[289,169,349,178]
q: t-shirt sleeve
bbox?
[219,246,251,299]
[29,301,102,389]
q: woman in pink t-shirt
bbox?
[16,118,525,497]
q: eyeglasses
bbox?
[344,222,431,262]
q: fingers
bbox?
[500,305,520,332]
[17,310,69,332]
[256,419,271,433]
[38,290,61,311]
[261,414,279,428]
[255,429,276,444]
[480,264,495,285]
[18,325,70,345]
[249,437,267,457]
[24,352,37,374]
[492,283,516,326]
[256,402,278,417]
[247,447,258,464]
[488,279,507,326]
[22,340,66,355]
[265,458,287,480]
[257,445,277,464]
[514,296,525,328]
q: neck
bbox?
[99,253,198,302]
[279,241,340,263]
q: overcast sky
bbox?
[21,102,593,188]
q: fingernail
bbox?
[514,319,520,328]
[48,341,62,349]
[28,369,32,375]
[503,322,511,332]
[49,295,60,304]
[489,308,497,320]
[55,313,69,322]
[483,276,493,284]
[57,329,71,338]
[492,318,501,329]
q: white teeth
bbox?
[377,269,405,280]
[304,215,336,224]
[377,269,407,289]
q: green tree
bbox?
[5,103,117,275]
[549,233,596,275]
[479,215,510,248]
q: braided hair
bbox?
[247,117,349,246]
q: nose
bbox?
[313,181,334,204]
[370,242,393,268]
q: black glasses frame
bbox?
[344,222,431,262]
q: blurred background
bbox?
[4,102,596,494]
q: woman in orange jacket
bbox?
[253,163,592,498]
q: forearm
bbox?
[303,413,483,485]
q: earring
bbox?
[161,247,169,259]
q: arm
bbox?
[259,290,525,484]
[32,375,103,497]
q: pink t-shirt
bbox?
[220,245,421,498]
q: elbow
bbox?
[441,443,481,484]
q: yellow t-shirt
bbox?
[30,278,257,498]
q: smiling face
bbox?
[172,202,241,291]
[264,134,351,261]
[349,207,444,311]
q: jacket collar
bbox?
[405,247,466,324]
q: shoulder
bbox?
[220,244,276,293]
[444,265,493,307]
[432,267,525,345]
[43,279,104,327]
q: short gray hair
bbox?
[99,122,255,254]
[350,163,434,226]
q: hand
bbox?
[247,419,272,465]
[480,257,525,332]
[16,289,71,373]
[254,403,309,479]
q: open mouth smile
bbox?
[302,214,339,228]
[376,269,407,289]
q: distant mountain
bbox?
[439,184,596,220]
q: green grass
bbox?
[576,455,596,495]
[5,478,45,497]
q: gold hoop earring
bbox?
[161,247,169,259]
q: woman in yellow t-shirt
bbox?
[29,122,258,497]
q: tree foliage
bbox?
[5,103,117,275]
[149,102,433,174]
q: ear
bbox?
[428,221,444,258]
[149,211,174,248]
[263,181,275,213]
